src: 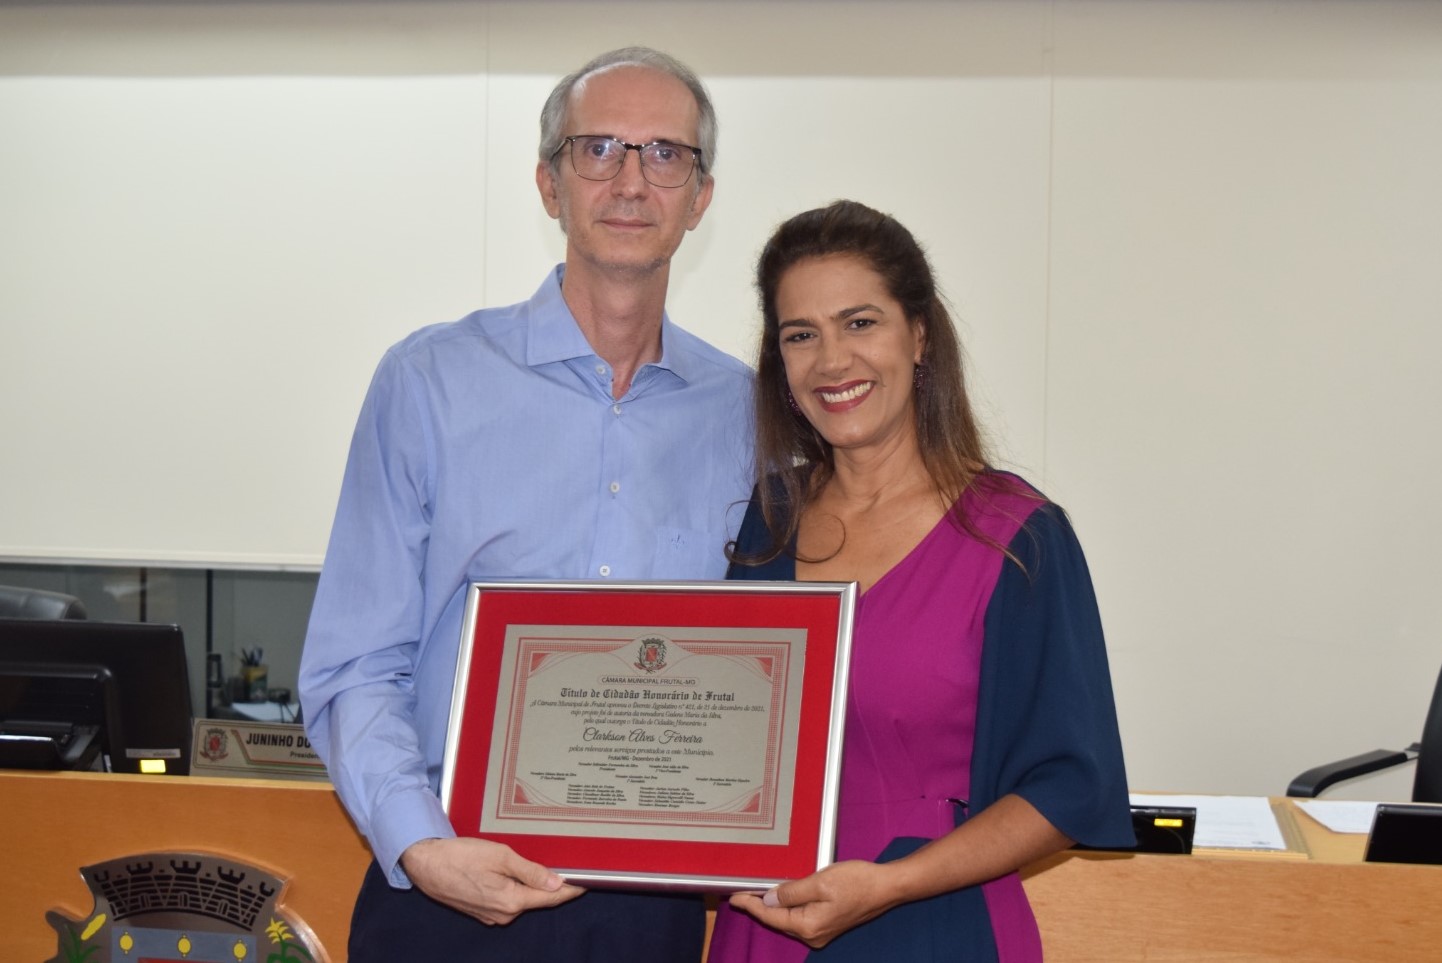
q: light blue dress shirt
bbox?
[299,267,754,886]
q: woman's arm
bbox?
[728,793,1070,948]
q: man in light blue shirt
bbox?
[299,47,753,960]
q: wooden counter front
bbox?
[5,773,1440,962]
[1021,799,1441,961]
[1,770,371,961]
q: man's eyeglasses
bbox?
[552,135,703,189]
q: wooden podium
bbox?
[5,770,1440,961]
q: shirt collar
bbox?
[525,264,693,385]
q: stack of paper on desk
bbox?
[1129,793,1302,855]
[1293,799,1380,834]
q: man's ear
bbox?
[685,175,715,232]
[536,161,562,220]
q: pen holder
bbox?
[242,664,269,703]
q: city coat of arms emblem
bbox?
[634,636,669,673]
[46,851,323,963]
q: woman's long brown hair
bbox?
[729,200,1036,567]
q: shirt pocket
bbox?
[650,526,730,579]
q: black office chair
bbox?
[0,585,88,620]
[1287,662,1442,804]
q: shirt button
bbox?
[609,481,620,494]
[612,403,622,415]
[596,364,607,376]
[598,564,612,577]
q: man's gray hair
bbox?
[539,46,717,183]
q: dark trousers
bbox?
[348,860,707,962]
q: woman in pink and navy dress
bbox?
[710,200,1132,963]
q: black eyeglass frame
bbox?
[551,135,704,188]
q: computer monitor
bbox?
[0,618,194,775]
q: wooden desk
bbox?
[1022,799,1441,961]
[4,774,1438,962]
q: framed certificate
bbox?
[440,580,856,892]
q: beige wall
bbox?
[2,0,1439,797]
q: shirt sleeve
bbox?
[298,347,455,888]
[971,502,1135,848]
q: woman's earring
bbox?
[786,389,803,416]
[913,363,927,392]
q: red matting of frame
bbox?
[444,585,847,887]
